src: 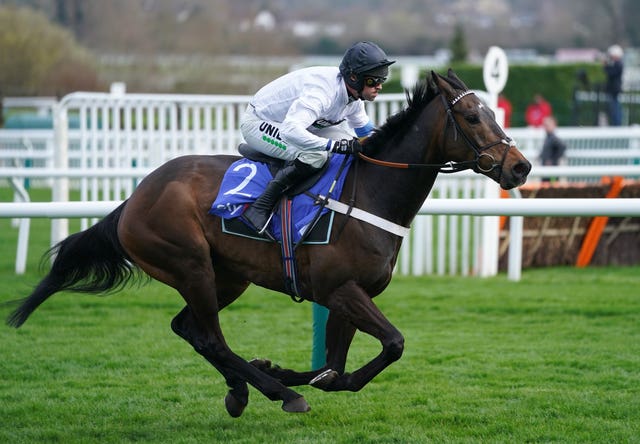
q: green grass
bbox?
[1,268,638,443]
[1,192,639,443]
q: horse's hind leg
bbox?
[170,262,310,415]
[171,305,249,417]
[119,187,309,415]
[171,274,251,416]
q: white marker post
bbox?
[480,46,509,277]
[483,45,509,126]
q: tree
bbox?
[449,23,468,64]
[0,5,99,95]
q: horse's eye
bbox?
[465,114,480,125]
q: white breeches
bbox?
[240,106,355,168]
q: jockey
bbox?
[240,41,395,233]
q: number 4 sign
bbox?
[483,46,508,95]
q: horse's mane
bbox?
[365,73,465,155]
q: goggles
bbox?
[363,76,387,87]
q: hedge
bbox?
[385,63,606,127]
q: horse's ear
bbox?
[432,70,456,98]
[430,70,446,85]
[427,71,437,89]
[427,71,438,89]
[447,68,469,90]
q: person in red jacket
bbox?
[497,94,512,128]
[525,94,552,127]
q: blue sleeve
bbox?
[354,121,374,138]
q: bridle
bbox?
[358,90,516,178]
[442,91,515,178]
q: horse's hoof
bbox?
[248,358,272,370]
[309,369,339,390]
[282,396,310,413]
[224,392,248,418]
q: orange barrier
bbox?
[576,176,624,267]
[499,189,510,230]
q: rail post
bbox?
[51,102,69,247]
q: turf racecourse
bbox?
[0,223,638,442]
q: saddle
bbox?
[237,143,330,197]
[212,144,354,245]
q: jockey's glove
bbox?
[328,138,362,155]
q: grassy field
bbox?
[1,207,639,442]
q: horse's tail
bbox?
[6,201,138,328]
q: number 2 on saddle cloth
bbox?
[208,153,354,245]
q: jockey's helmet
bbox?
[339,41,395,93]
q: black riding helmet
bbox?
[339,41,395,95]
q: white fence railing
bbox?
[2,193,640,281]
[509,126,640,169]
[3,92,640,278]
[2,168,639,278]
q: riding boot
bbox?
[243,159,319,233]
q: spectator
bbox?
[525,94,552,127]
[540,116,566,182]
[603,44,624,126]
[497,94,512,128]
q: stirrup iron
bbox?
[257,212,275,234]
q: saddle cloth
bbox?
[209,154,353,243]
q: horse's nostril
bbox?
[513,160,531,178]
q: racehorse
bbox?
[6,69,531,417]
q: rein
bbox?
[357,152,474,173]
[358,90,516,175]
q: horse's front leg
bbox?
[309,280,404,392]
[249,310,357,386]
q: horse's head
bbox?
[431,69,531,189]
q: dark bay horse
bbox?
[7,70,530,416]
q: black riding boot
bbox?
[243,159,318,233]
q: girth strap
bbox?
[316,195,411,238]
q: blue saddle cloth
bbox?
[209,155,353,243]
